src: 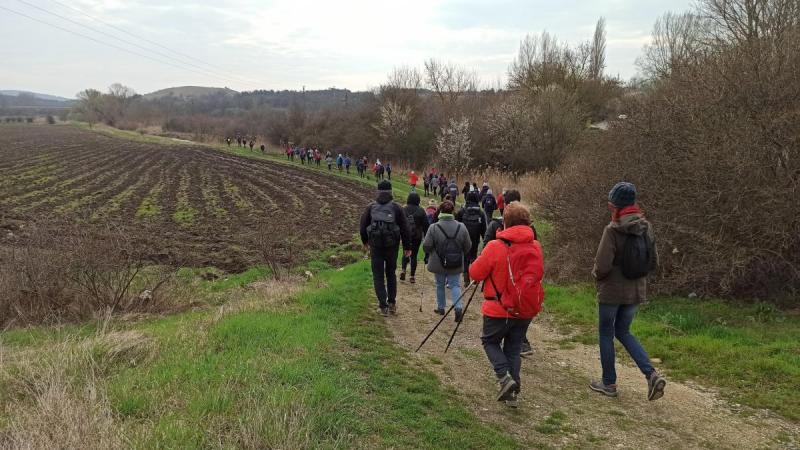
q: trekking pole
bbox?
[418,267,425,313]
[444,282,481,353]
[415,281,476,353]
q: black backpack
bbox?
[405,210,419,241]
[448,184,459,199]
[618,233,653,279]
[435,224,463,269]
[368,203,401,248]
[461,206,484,240]
[483,194,497,211]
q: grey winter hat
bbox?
[608,182,637,208]
[378,180,392,191]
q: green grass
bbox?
[110,259,517,448]
[2,252,519,449]
[544,284,800,421]
[534,410,571,435]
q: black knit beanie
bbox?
[378,180,392,191]
[608,182,637,208]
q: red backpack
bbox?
[490,240,544,319]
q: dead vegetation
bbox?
[0,222,187,328]
[0,329,153,449]
[535,0,800,299]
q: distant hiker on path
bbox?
[422,200,472,322]
[386,163,392,180]
[482,189,497,219]
[429,173,438,197]
[345,155,352,174]
[469,202,544,408]
[249,140,254,151]
[226,137,231,147]
[455,191,487,285]
[409,171,419,192]
[260,144,265,153]
[360,180,412,316]
[590,181,666,401]
[400,192,429,284]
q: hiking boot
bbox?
[503,391,519,408]
[388,303,398,315]
[520,341,533,357]
[378,307,389,317]
[434,308,445,315]
[399,272,406,281]
[589,380,618,397]
[454,309,464,323]
[496,373,518,401]
[647,372,666,401]
[409,276,416,284]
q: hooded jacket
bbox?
[422,214,472,275]
[359,189,412,251]
[592,212,659,305]
[469,225,544,319]
[455,200,487,244]
[403,193,429,243]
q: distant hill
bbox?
[144,86,239,100]
[0,90,73,102]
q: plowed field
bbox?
[0,125,371,270]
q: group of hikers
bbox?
[359,177,666,408]
[279,145,400,182]
[226,135,265,153]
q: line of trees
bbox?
[69,0,799,300]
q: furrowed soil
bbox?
[390,280,800,449]
[0,125,371,271]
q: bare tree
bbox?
[589,17,607,80]
[423,59,478,118]
[638,12,703,79]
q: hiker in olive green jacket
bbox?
[589,181,666,402]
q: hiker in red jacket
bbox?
[469,202,544,408]
[409,171,419,192]
[496,190,505,216]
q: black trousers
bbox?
[463,237,480,283]
[401,240,421,276]
[371,245,399,309]
[481,316,532,392]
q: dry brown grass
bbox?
[0,330,153,449]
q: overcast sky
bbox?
[0,0,692,98]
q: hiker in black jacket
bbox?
[400,192,430,284]
[360,180,412,316]
[455,191,487,285]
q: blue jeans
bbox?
[434,273,462,311]
[599,303,654,385]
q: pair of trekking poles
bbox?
[415,278,481,354]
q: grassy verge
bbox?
[1,251,518,449]
[544,284,800,421]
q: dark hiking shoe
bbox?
[647,372,666,401]
[520,341,533,357]
[589,380,618,397]
[399,272,406,281]
[434,308,445,315]
[496,373,518,401]
[503,391,519,408]
[388,303,397,315]
[409,276,416,284]
[454,309,464,323]
[378,307,389,317]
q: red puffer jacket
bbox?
[469,225,544,319]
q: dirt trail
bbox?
[387,278,800,449]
